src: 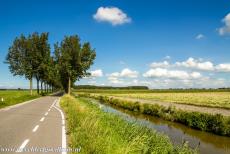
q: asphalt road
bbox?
[0,95,66,154]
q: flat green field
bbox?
[0,90,39,109]
[76,90,230,109]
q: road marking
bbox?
[16,139,29,152]
[40,117,45,122]
[45,112,48,116]
[32,125,39,132]
[53,98,66,154]
[50,99,57,108]
[48,109,51,111]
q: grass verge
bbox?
[83,94,230,137]
[0,90,40,109]
[60,95,196,154]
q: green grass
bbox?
[60,95,196,154]
[0,90,40,109]
[88,95,230,137]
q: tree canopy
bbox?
[54,35,96,94]
[6,33,96,95]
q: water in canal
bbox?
[86,98,230,154]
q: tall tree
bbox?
[29,33,50,93]
[6,32,50,95]
[6,35,34,95]
[34,32,50,94]
[55,35,96,94]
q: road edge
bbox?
[53,98,67,154]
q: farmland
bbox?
[76,90,230,109]
[0,90,39,109]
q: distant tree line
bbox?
[5,32,96,95]
[73,85,149,90]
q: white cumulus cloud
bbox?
[215,64,230,72]
[93,7,131,26]
[90,69,103,77]
[107,68,138,84]
[218,13,230,35]
[120,68,138,78]
[150,61,169,68]
[175,57,214,71]
[196,34,205,40]
[107,68,138,79]
[143,68,202,80]
[164,56,171,60]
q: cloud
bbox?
[150,61,169,68]
[108,72,120,78]
[90,69,103,77]
[120,68,138,78]
[218,13,230,35]
[215,64,230,72]
[107,68,138,78]
[164,56,171,60]
[175,57,214,71]
[143,68,202,80]
[196,34,205,40]
[190,72,202,79]
[107,68,138,84]
[93,7,131,26]
[174,57,230,72]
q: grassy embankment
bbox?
[60,95,196,154]
[79,93,230,137]
[0,90,40,109]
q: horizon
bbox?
[1,0,230,89]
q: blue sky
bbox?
[1,0,230,89]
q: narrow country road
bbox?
[0,95,66,154]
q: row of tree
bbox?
[5,32,96,95]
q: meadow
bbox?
[0,90,40,109]
[76,89,230,109]
[60,95,196,154]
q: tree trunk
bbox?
[30,78,33,95]
[36,78,39,94]
[68,77,71,95]
[41,82,43,94]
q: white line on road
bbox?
[45,112,48,116]
[50,99,57,108]
[32,125,39,132]
[40,117,45,122]
[48,109,51,111]
[53,98,66,154]
[16,139,29,152]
